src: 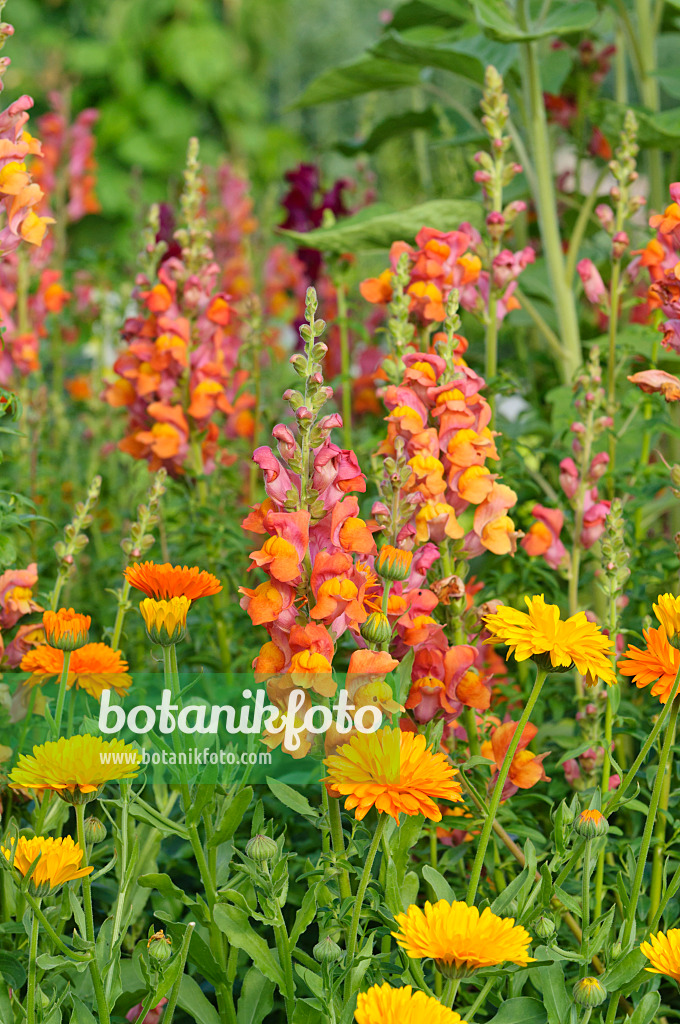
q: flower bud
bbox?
[83,817,107,845]
[313,936,343,963]
[573,977,607,1007]
[574,808,609,839]
[610,940,623,962]
[534,916,556,940]
[147,930,173,964]
[139,596,190,647]
[43,609,91,652]
[246,834,278,864]
[375,545,413,582]
[360,612,392,647]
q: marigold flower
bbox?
[618,626,680,704]
[125,561,222,600]
[21,643,132,700]
[641,927,680,982]
[2,835,92,896]
[355,982,468,1024]
[323,725,462,821]
[9,734,141,803]
[574,808,609,839]
[43,608,91,651]
[653,593,680,644]
[375,545,413,582]
[484,595,616,687]
[139,596,190,647]
[392,900,535,978]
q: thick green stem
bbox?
[622,697,680,948]
[328,796,352,902]
[53,649,73,738]
[344,814,387,991]
[581,839,592,976]
[520,38,581,380]
[466,978,496,1022]
[76,803,111,1024]
[648,711,677,923]
[441,977,460,1009]
[462,706,481,758]
[634,0,664,210]
[273,905,296,1023]
[26,907,39,1024]
[466,667,547,904]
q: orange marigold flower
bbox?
[641,928,680,982]
[323,725,462,821]
[21,643,132,700]
[375,545,413,582]
[618,625,680,704]
[355,982,468,1024]
[43,608,91,651]
[124,561,222,601]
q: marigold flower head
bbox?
[139,596,190,646]
[641,927,680,982]
[9,734,142,804]
[653,593,680,645]
[574,808,609,839]
[393,900,535,978]
[355,983,468,1024]
[124,561,222,601]
[323,725,462,821]
[375,545,413,582]
[484,595,616,687]
[618,625,680,704]
[2,834,92,897]
[43,608,91,651]
[21,643,132,700]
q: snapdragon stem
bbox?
[466,667,547,904]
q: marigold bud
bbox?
[246,834,277,864]
[375,545,413,582]
[313,936,343,963]
[147,930,173,964]
[83,817,107,845]
[574,808,609,839]
[573,976,607,1007]
[360,612,392,647]
[43,609,91,651]
[139,596,190,647]
[534,916,555,939]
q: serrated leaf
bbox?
[280,199,481,254]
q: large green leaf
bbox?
[266,778,319,819]
[293,56,420,108]
[208,787,253,849]
[474,0,598,42]
[487,998,548,1024]
[213,904,285,988]
[603,948,648,993]
[422,864,456,902]
[337,108,441,156]
[236,967,276,1024]
[70,995,97,1024]
[628,992,661,1024]
[178,974,222,1024]
[280,199,481,254]
[530,953,570,1024]
[137,872,196,906]
[371,29,517,82]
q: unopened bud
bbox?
[313,936,343,963]
[246,834,278,864]
[360,612,392,647]
[83,817,107,845]
[574,808,609,839]
[573,977,607,1007]
[147,930,173,964]
[534,916,556,939]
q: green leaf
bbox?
[208,787,253,848]
[280,199,482,255]
[553,885,582,917]
[236,967,276,1024]
[0,950,25,989]
[530,954,570,1024]
[422,864,456,902]
[266,778,319,819]
[178,974,222,1024]
[491,866,529,914]
[337,108,440,156]
[70,994,97,1024]
[137,872,196,906]
[293,56,420,108]
[474,0,598,42]
[185,783,216,827]
[603,948,648,992]
[370,29,517,84]
[628,992,661,1024]
[292,1000,325,1024]
[0,535,16,566]
[213,904,285,988]
[154,912,224,988]
[290,886,318,947]
[487,998,548,1024]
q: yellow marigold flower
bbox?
[393,901,535,978]
[653,594,680,646]
[484,595,616,687]
[355,983,468,1024]
[323,725,462,822]
[21,643,132,700]
[139,596,190,646]
[618,626,680,704]
[9,734,141,804]
[43,608,91,651]
[641,928,680,982]
[2,834,92,896]
[125,561,222,600]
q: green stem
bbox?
[328,796,352,902]
[273,904,296,1023]
[336,280,353,451]
[581,839,592,976]
[648,711,677,923]
[466,977,496,1022]
[162,921,195,1024]
[634,0,664,210]
[466,667,547,904]
[564,166,610,287]
[26,907,39,1024]
[520,36,581,380]
[513,288,564,362]
[441,977,460,1009]
[133,992,159,1024]
[110,580,131,652]
[104,784,130,1001]
[462,706,481,758]
[53,649,73,738]
[604,990,619,1024]
[344,814,387,988]
[162,644,191,811]
[594,694,614,919]
[649,856,680,933]
[24,892,91,961]
[76,803,111,1024]
[621,697,680,948]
